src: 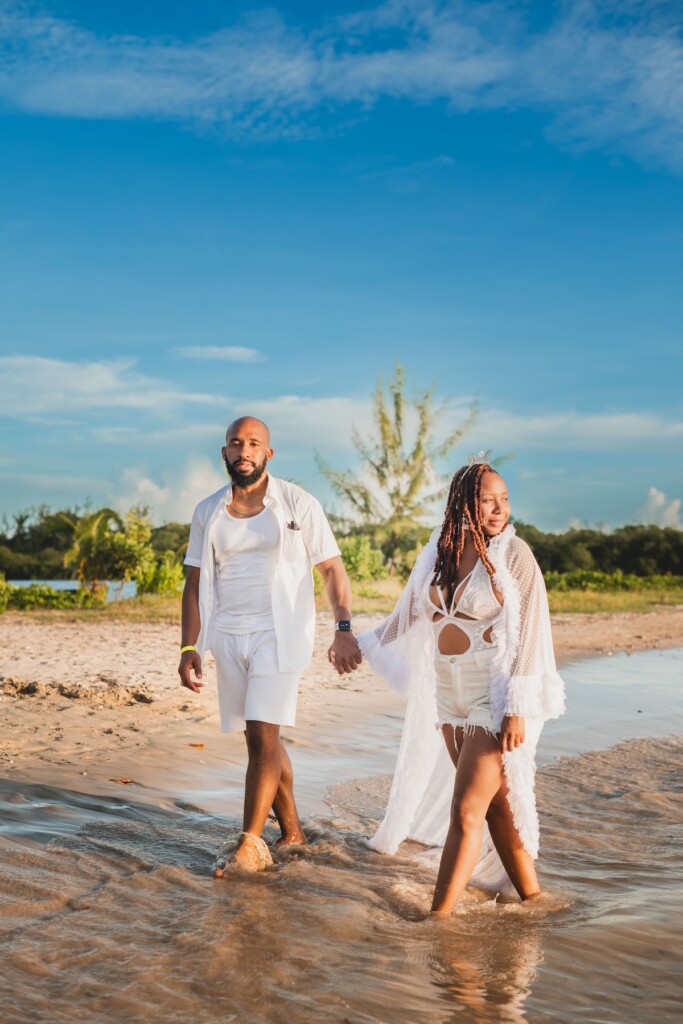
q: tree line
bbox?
[2,366,680,589]
[1,503,681,584]
[0,506,186,594]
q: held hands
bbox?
[328,633,363,675]
[178,651,204,693]
[499,714,525,753]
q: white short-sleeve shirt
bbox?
[184,474,341,673]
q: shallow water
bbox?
[1,650,682,1024]
[540,647,683,758]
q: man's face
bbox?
[222,419,273,487]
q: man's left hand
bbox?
[328,633,363,675]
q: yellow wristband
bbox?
[180,645,197,654]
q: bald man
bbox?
[178,416,362,874]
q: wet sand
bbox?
[0,609,682,1023]
[1,607,681,806]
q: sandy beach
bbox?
[1,607,682,1024]
[1,607,681,804]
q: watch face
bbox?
[336,620,352,631]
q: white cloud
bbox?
[173,346,266,363]
[638,486,683,529]
[0,355,217,416]
[88,422,222,445]
[449,408,683,453]
[0,470,108,490]
[236,394,375,454]
[114,457,226,524]
[0,1,681,168]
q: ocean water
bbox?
[8,580,137,602]
[0,649,681,1024]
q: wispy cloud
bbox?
[0,469,108,490]
[88,422,221,445]
[0,354,217,416]
[236,394,375,454]
[173,346,266,363]
[461,408,683,452]
[0,1,681,168]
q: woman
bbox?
[358,453,565,915]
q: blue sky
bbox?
[1,0,681,532]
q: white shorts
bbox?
[434,646,502,736]
[211,629,301,733]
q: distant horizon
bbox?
[0,482,677,538]
[1,1,681,532]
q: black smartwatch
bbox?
[335,620,352,632]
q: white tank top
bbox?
[212,508,279,633]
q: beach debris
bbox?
[109,777,135,785]
[189,743,205,748]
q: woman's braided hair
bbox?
[432,462,497,597]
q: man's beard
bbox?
[225,456,268,488]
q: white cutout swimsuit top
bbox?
[422,560,502,654]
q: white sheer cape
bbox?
[357,524,565,892]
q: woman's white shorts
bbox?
[211,629,300,733]
[434,646,502,736]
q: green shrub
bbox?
[0,572,11,613]
[339,535,388,581]
[8,584,79,610]
[544,569,683,592]
[5,582,106,610]
[135,551,184,596]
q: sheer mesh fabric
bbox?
[358,524,565,885]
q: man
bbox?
[178,416,361,875]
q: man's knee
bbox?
[245,722,280,760]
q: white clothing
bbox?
[357,524,565,892]
[213,508,279,634]
[434,647,501,734]
[185,475,340,673]
[211,629,300,732]
[423,560,501,656]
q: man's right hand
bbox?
[178,651,204,693]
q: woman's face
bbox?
[478,471,510,537]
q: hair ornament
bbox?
[466,449,492,467]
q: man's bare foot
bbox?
[273,829,307,848]
[213,832,274,877]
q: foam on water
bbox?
[0,649,681,1023]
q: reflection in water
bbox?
[0,781,552,1024]
[0,734,681,1023]
[426,920,544,1024]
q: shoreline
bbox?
[0,607,681,826]
[547,606,683,663]
[1,610,681,1024]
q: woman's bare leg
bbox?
[485,781,540,899]
[430,727,504,916]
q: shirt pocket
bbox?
[282,524,306,563]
